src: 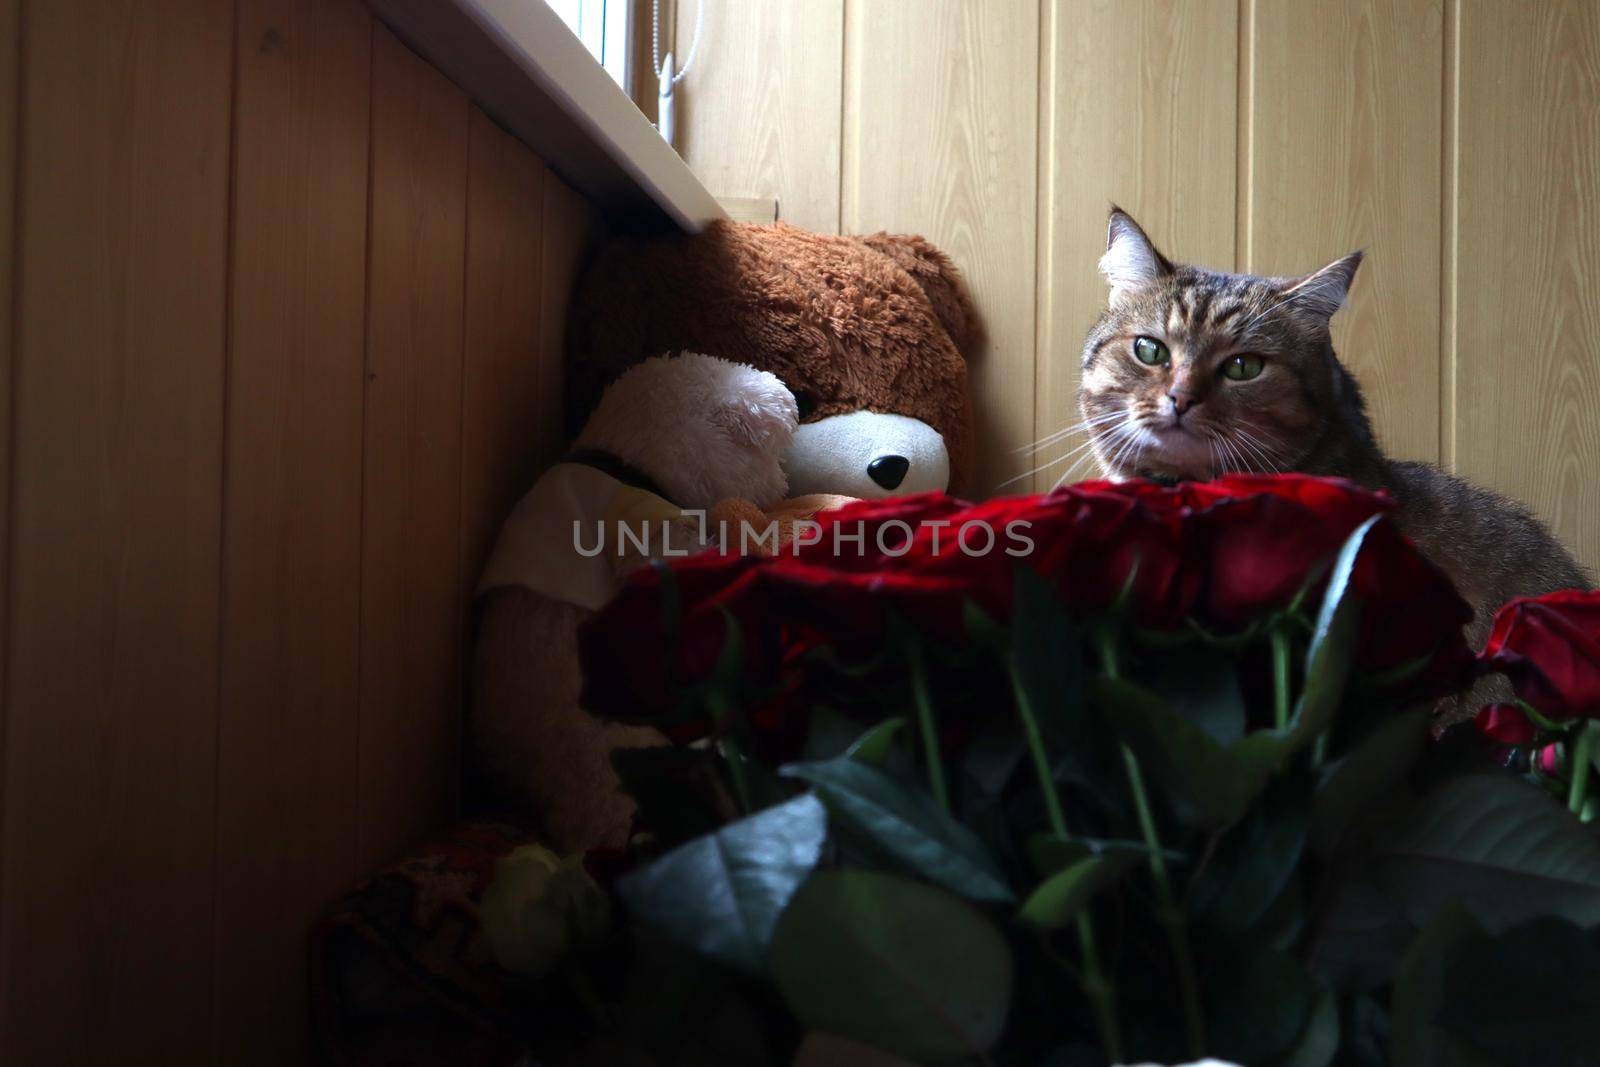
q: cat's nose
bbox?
[1167,391,1198,417]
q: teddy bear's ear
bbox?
[856,232,982,360]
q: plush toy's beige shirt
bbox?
[477,462,688,610]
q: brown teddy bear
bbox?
[473,222,978,853]
[568,220,979,499]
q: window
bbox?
[544,0,632,90]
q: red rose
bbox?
[1029,486,1197,627]
[1482,589,1600,720]
[792,491,971,571]
[758,556,968,648]
[1345,519,1474,699]
[880,494,1052,619]
[577,552,770,728]
[1189,478,1391,625]
[1475,703,1537,745]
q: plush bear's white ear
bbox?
[710,392,797,451]
[1099,207,1172,306]
[702,360,798,453]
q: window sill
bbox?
[371,0,725,233]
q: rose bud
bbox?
[479,844,612,979]
[1482,589,1600,721]
[1475,703,1537,745]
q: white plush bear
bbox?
[471,353,798,852]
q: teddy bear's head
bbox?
[573,351,797,511]
[567,221,978,498]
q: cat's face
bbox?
[1077,209,1362,482]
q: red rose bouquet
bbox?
[496,476,1600,1067]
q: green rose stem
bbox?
[1270,627,1293,730]
[906,640,951,812]
[1096,630,1206,1059]
[1004,651,1122,1064]
[706,689,752,814]
[1569,721,1598,817]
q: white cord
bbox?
[652,0,704,86]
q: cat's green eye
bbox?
[1222,353,1265,381]
[1132,336,1168,366]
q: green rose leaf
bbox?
[1290,515,1380,748]
[801,706,872,761]
[845,717,907,767]
[1309,706,1430,861]
[1371,773,1600,930]
[616,793,827,974]
[1390,903,1497,1067]
[1303,862,1416,990]
[1090,675,1284,828]
[1436,916,1600,1064]
[770,869,1013,1062]
[1025,833,1173,877]
[1190,780,1309,932]
[1016,848,1146,930]
[1202,936,1323,1066]
[1270,988,1340,1067]
[1011,565,1086,743]
[1145,642,1248,746]
[1340,994,1393,1067]
[781,757,1013,903]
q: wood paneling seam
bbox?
[0,0,25,1026]
[1440,0,1460,470]
[354,13,378,864]
[1236,0,1254,271]
[208,0,244,1053]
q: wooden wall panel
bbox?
[674,0,844,233]
[359,25,471,871]
[0,0,16,841]
[1032,0,1238,491]
[1453,0,1600,572]
[461,109,547,610]
[1246,0,1443,464]
[539,172,604,457]
[214,1,371,1062]
[0,0,233,1062]
[843,0,1039,496]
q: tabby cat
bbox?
[1076,207,1589,690]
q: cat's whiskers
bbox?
[1105,423,1146,477]
[1211,431,1240,474]
[1011,410,1124,455]
[1203,427,1254,476]
[1231,436,1258,474]
[1232,428,1280,473]
[1069,423,1129,483]
[1232,419,1287,472]
[1063,441,1110,483]
[997,421,1123,490]
[1233,417,1289,448]
[1059,421,1135,487]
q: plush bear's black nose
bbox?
[867,455,910,490]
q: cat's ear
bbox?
[1280,251,1364,320]
[1099,207,1172,305]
